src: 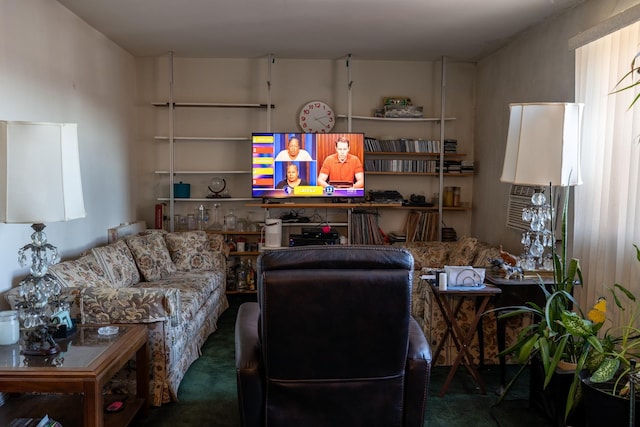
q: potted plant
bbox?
[577,246,640,426]
[494,193,592,425]
[498,238,640,425]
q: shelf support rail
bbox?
[346,53,353,132]
[267,54,274,132]
[169,51,175,232]
[438,56,447,241]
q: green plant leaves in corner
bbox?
[590,357,620,383]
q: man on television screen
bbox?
[274,136,312,161]
[317,136,364,188]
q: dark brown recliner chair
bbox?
[235,246,432,427]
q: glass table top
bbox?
[0,325,131,369]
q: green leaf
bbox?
[586,336,603,354]
[613,283,636,303]
[590,358,620,383]
[518,334,539,363]
[585,348,605,372]
[561,310,593,337]
[544,335,568,388]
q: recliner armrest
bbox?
[404,316,431,427]
[235,302,263,427]
[408,316,432,362]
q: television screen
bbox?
[251,132,366,199]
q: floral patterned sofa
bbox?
[6,229,229,406]
[395,237,530,366]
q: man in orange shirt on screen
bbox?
[317,136,364,188]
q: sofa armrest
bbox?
[404,316,431,427]
[80,286,180,325]
[235,302,263,427]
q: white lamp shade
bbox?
[0,121,86,224]
[500,103,584,187]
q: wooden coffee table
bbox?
[0,324,148,427]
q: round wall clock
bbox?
[298,100,335,133]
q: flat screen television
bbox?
[251,132,366,199]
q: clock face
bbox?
[299,101,335,133]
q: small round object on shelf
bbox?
[207,177,229,198]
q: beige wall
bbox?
[473,0,640,253]
[0,0,136,296]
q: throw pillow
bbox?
[206,232,230,258]
[91,239,141,288]
[165,231,215,271]
[48,254,111,288]
[126,233,177,281]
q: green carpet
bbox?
[131,295,553,426]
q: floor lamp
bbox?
[500,103,583,270]
[0,121,85,355]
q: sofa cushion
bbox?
[207,233,230,257]
[91,239,141,288]
[207,233,230,271]
[400,242,450,269]
[448,236,480,266]
[48,254,111,288]
[126,233,177,281]
[165,231,215,272]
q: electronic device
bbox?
[251,132,366,199]
[369,190,404,203]
[289,234,340,246]
[301,227,340,240]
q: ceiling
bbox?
[57,0,584,61]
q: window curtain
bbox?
[574,21,640,328]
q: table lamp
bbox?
[0,121,85,355]
[500,103,583,270]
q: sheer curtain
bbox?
[574,21,640,328]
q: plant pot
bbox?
[580,370,640,427]
[529,357,585,426]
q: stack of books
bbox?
[443,139,458,153]
[387,231,406,243]
[461,160,475,173]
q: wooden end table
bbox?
[0,324,149,427]
[484,271,552,394]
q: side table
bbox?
[484,271,553,393]
[427,281,501,397]
[0,324,149,427]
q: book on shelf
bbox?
[364,137,445,154]
[405,211,439,242]
[9,415,62,427]
[350,211,385,245]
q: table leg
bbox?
[438,295,492,397]
[84,379,102,427]
[476,297,485,367]
[497,311,507,395]
[430,290,460,364]
[136,339,150,417]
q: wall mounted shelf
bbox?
[337,114,455,122]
